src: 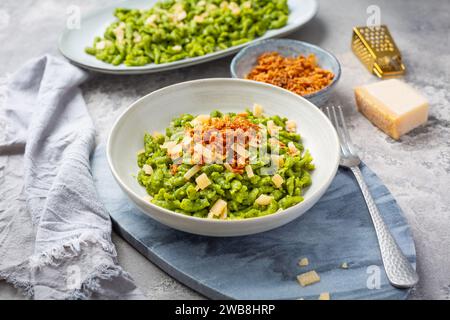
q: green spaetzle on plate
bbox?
[85,0,289,66]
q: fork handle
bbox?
[350,166,419,288]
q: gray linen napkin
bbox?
[0,55,143,299]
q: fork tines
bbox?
[325,106,355,157]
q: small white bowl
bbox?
[230,39,341,106]
[107,79,339,237]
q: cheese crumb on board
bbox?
[298,257,309,267]
[318,292,330,300]
[354,79,428,140]
[297,270,320,287]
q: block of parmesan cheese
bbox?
[354,79,428,140]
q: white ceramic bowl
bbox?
[107,79,339,237]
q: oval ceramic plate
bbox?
[106,78,340,236]
[58,0,318,74]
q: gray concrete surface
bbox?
[0,0,449,299]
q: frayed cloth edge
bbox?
[0,268,34,297]
[29,232,117,270]
[0,232,134,300]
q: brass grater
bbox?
[352,25,405,78]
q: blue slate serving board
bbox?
[91,146,416,300]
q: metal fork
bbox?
[326,106,419,288]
